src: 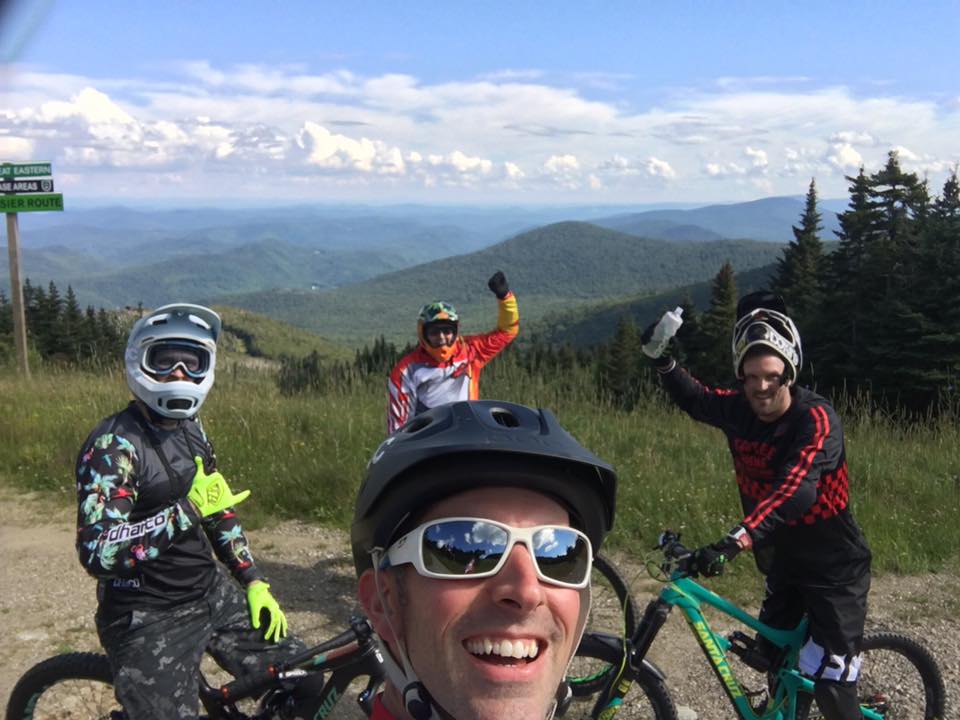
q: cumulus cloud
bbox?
[830,130,876,146]
[744,146,768,169]
[3,61,959,202]
[296,121,405,175]
[544,154,580,173]
[646,157,676,178]
[826,142,863,170]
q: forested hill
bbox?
[592,196,844,243]
[219,221,784,345]
[526,264,777,347]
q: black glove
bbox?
[691,528,749,577]
[487,271,510,299]
[640,321,675,371]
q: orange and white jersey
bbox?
[387,293,519,434]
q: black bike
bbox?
[8,552,644,720]
[6,615,384,720]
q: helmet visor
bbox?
[144,341,210,379]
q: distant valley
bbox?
[2,196,832,347]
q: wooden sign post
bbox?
[2,161,63,379]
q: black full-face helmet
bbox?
[351,400,617,577]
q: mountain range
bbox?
[2,195,834,348]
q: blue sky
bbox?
[2,0,958,206]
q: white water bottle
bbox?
[642,306,684,358]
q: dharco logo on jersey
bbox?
[105,510,168,545]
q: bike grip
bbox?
[220,666,278,702]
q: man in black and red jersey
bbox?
[641,291,872,720]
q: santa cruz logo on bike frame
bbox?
[693,620,744,699]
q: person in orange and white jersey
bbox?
[387,271,519,434]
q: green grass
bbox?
[1,360,958,605]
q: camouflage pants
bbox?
[96,571,306,720]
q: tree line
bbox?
[597,151,960,414]
[0,280,125,365]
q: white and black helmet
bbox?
[124,304,221,419]
[732,291,802,382]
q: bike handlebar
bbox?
[655,529,695,576]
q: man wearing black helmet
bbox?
[75,304,304,720]
[352,400,617,720]
[641,291,872,720]
[387,271,519,434]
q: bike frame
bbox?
[659,574,884,720]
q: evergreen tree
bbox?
[773,179,825,333]
[694,262,738,385]
[0,290,12,336]
[598,314,642,409]
[61,286,86,360]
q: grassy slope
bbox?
[2,362,957,595]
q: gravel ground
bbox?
[2,488,955,719]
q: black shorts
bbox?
[759,559,870,682]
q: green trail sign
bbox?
[0,162,52,178]
[0,193,64,213]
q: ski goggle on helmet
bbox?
[732,292,802,382]
[380,517,592,589]
[125,304,221,419]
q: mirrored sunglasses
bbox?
[380,517,592,589]
[144,342,210,379]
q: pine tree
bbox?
[694,262,738,385]
[773,179,825,333]
[598,314,642,409]
[61,286,86,360]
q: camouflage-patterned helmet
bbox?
[418,301,459,325]
[417,301,460,362]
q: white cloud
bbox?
[3,62,959,202]
[830,130,876,146]
[745,146,768,169]
[297,121,405,175]
[0,135,35,158]
[646,157,675,178]
[826,142,863,170]
[544,154,579,173]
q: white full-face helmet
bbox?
[125,304,221,419]
[731,291,803,383]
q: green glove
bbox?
[247,580,288,642]
[188,456,251,517]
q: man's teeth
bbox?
[467,638,540,659]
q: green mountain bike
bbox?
[568,531,947,720]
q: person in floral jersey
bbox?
[76,303,304,720]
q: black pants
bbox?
[97,571,305,720]
[759,559,871,682]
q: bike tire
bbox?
[566,553,639,698]
[795,631,946,720]
[565,635,678,720]
[6,653,118,720]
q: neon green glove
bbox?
[247,580,288,642]
[188,456,251,517]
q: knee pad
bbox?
[813,679,860,720]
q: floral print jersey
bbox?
[76,403,260,613]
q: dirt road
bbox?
[2,488,955,718]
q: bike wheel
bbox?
[6,653,119,720]
[796,631,946,720]
[565,635,677,720]
[566,553,639,698]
